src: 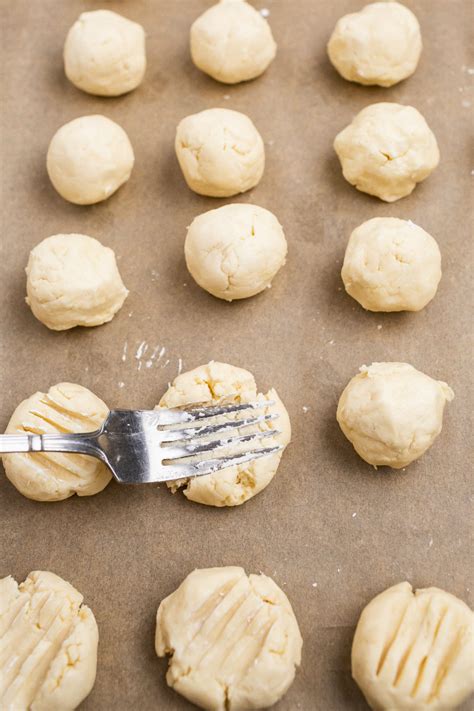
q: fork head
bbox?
[97,402,283,484]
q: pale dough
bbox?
[352,581,474,710]
[185,204,287,301]
[341,218,441,312]
[0,571,98,710]
[26,233,128,330]
[190,0,276,84]
[155,566,302,711]
[328,2,422,87]
[46,115,135,205]
[157,361,291,507]
[2,383,111,501]
[64,10,146,96]
[337,362,454,468]
[334,103,439,202]
[175,108,265,197]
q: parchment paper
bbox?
[0,1,472,709]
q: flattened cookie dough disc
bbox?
[2,383,111,501]
[328,2,422,87]
[190,0,277,84]
[337,362,454,468]
[157,361,291,507]
[0,571,98,710]
[156,567,302,710]
[334,103,439,202]
[352,582,474,710]
[26,233,128,330]
[175,108,265,197]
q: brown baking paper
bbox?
[0,1,472,709]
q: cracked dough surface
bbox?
[157,361,291,506]
[352,581,474,710]
[190,0,276,84]
[64,10,146,96]
[341,218,441,312]
[155,566,302,711]
[328,2,422,87]
[0,571,98,711]
[337,362,454,469]
[175,108,265,197]
[26,233,128,330]
[2,383,111,501]
[334,103,439,202]
[185,204,287,301]
[46,114,134,205]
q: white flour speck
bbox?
[128,312,133,318]
[312,582,318,588]
[337,567,341,573]
[328,339,335,345]
[122,342,128,362]
[462,99,471,108]
[352,512,357,518]
[223,94,230,100]
[302,406,309,413]
[136,341,148,360]
[145,360,153,369]
[260,7,270,17]
[428,536,433,548]
[118,381,125,389]
[266,139,274,146]
[178,358,183,375]
[377,324,382,330]
[161,359,170,368]
[468,68,474,75]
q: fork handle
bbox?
[0,432,104,460]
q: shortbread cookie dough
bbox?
[190,0,276,84]
[2,383,111,501]
[175,108,265,197]
[352,582,474,710]
[337,363,454,468]
[328,2,422,87]
[26,234,128,330]
[341,218,441,312]
[47,115,134,205]
[185,204,287,301]
[64,10,146,96]
[157,361,291,506]
[334,103,439,202]
[0,571,98,710]
[156,567,302,710]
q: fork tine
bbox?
[150,401,275,426]
[160,413,278,443]
[162,429,281,461]
[160,445,284,481]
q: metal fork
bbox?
[0,402,282,484]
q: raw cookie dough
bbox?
[157,361,291,506]
[328,2,422,87]
[26,233,128,330]
[334,103,439,202]
[341,218,441,312]
[0,571,98,710]
[337,362,454,468]
[175,108,265,197]
[190,0,277,84]
[156,567,302,711]
[352,582,474,710]
[46,115,135,205]
[2,383,111,501]
[64,10,146,96]
[185,204,287,301]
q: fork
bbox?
[0,402,282,484]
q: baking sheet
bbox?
[0,1,472,709]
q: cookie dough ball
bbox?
[341,218,441,312]
[2,383,111,501]
[337,362,454,468]
[352,582,474,710]
[26,234,128,330]
[185,204,287,301]
[190,0,277,84]
[157,361,291,506]
[328,2,422,87]
[0,571,98,710]
[47,115,135,205]
[64,10,146,96]
[156,567,302,710]
[334,103,439,202]
[175,108,265,197]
